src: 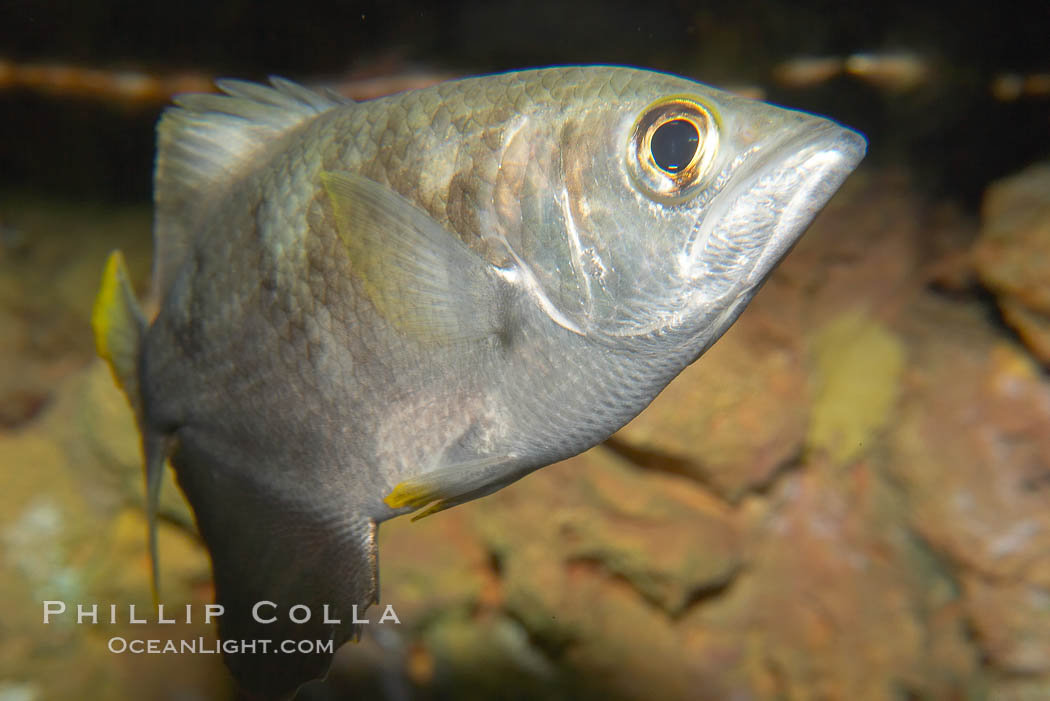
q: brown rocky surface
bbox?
[891,296,1050,679]
[0,198,216,699]
[3,166,1050,700]
[0,196,151,427]
[0,362,222,700]
[683,462,979,700]
[608,285,810,500]
[973,162,1050,364]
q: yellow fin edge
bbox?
[385,482,453,520]
[93,251,161,604]
[383,481,438,510]
[91,249,144,399]
[383,482,454,522]
[92,251,127,367]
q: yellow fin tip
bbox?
[92,250,129,364]
[383,481,437,509]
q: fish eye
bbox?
[651,119,699,173]
[628,96,719,204]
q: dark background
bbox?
[1,0,1048,206]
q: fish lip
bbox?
[742,118,867,284]
[741,116,867,206]
[731,117,867,205]
[799,118,868,168]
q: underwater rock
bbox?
[806,310,905,466]
[467,453,727,700]
[610,285,809,500]
[0,197,219,699]
[0,307,48,427]
[0,197,151,428]
[973,162,1050,364]
[681,463,979,700]
[891,295,1050,676]
[471,448,743,621]
[378,505,492,626]
[965,578,1050,674]
[780,169,924,328]
[0,362,220,700]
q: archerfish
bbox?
[92,66,865,698]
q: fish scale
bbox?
[91,66,865,698]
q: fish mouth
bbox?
[686,116,867,297]
[741,119,867,286]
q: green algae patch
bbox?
[807,311,905,464]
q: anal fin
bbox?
[171,428,378,700]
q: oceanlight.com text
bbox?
[107,636,336,655]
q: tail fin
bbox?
[92,251,167,600]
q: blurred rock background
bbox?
[0,2,1048,700]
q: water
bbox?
[1,2,1048,699]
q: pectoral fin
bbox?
[384,456,508,521]
[321,171,507,345]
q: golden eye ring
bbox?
[627,96,720,204]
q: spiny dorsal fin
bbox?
[152,77,350,298]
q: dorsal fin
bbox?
[151,77,350,299]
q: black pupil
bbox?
[650,119,699,173]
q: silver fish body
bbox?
[94,66,865,697]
